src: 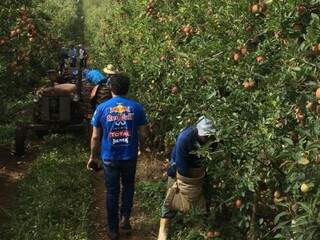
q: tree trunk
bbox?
[247,202,257,240]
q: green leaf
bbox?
[283,138,293,146]
[274,211,289,225]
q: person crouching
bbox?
[157,116,216,240]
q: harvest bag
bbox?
[164,167,206,213]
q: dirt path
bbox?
[90,153,161,240]
[0,144,161,239]
[0,145,37,227]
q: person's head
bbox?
[196,116,216,144]
[109,73,130,96]
[47,69,57,84]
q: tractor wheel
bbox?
[15,125,27,157]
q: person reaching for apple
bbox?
[157,116,218,240]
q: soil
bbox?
[0,144,37,226]
[90,152,162,240]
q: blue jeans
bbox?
[103,160,137,232]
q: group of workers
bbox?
[39,50,215,240]
[59,44,87,73]
[84,66,216,240]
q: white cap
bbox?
[196,116,215,136]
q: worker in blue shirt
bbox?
[83,64,117,85]
[87,73,148,240]
[83,65,118,109]
[83,69,107,85]
[157,116,216,240]
[68,44,77,68]
[167,128,202,178]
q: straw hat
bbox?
[103,64,117,74]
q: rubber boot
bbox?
[157,218,170,240]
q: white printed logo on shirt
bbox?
[107,103,134,146]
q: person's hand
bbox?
[87,158,102,172]
[162,159,170,178]
[162,159,170,170]
[138,147,151,156]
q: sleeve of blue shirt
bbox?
[174,140,192,177]
[91,106,102,128]
[167,147,177,177]
[85,69,107,85]
[136,104,148,126]
[167,131,191,178]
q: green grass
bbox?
[0,134,91,240]
[135,180,166,219]
[0,94,33,145]
[0,124,15,145]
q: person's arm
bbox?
[136,104,149,152]
[174,141,190,177]
[166,147,177,177]
[90,127,101,160]
[87,127,101,170]
[87,106,103,170]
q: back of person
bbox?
[157,117,215,240]
[88,73,148,240]
[167,127,202,178]
[69,48,77,58]
[92,96,146,161]
[84,69,107,85]
[79,48,85,59]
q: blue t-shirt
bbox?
[84,69,107,85]
[91,96,147,161]
[167,127,202,178]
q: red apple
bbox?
[207,231,215,238]
[296,5,306,14]
[171,85,178,94]
[181,25,193,36]
[240,47,248,55]
[235,199,242,209]
[256,56,265,62]
[233,52,241,61]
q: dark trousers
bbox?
[70,57,77,67]
[103,160,137,232]
[80,58,85,68]
[59,60,65,72]
[161,177,177,219]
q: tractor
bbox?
[14,67,111,156]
